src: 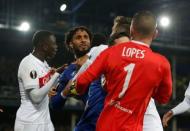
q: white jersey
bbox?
[87,44,108,61]
[185,82,190,97]
[16,53,52,124]
[143,98,163,131]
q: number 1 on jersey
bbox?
[118,63,135,98]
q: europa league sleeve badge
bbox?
[30,70,37,79]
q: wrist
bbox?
[61,92,67,99]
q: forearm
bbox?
[76,72,95,95]
[29,73,59,104]
[172,97,190,115]
[73,59,92,80]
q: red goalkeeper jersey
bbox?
[76,40,172,131]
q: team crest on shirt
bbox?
[30,70,37,79]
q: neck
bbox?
[115,36,130,45]
[132,36,152,46]
[32,49,45,62]
[74,50,89,59]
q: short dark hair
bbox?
[112,16,130,36]
[114,16,130,25]
[109,16,130,46]
[32,30,53,47]
[64,26,92,50]
[113,24,130,37]
[132,11,157,37]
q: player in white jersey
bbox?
[14,30,59,131]
[162,82,190,127]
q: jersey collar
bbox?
[131,40,150,48]
[29,53,49,69]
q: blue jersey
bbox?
[51,45,108,130]
[74,45,108,131]
[50,64,88,109]
[50,63,106,131]
[75,77,106,131]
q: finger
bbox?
[162,114,170,127]
[49,68,56,75]
[163,119,168,127]
[56,64,68,73]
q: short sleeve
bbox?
[18,62,39,90]
[89,45,108,62]
[185,82,190,97]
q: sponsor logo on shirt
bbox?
[109,99,133,114]
[39,72,52,88]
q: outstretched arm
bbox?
[28,72,59,104]
[50,64,77,109]
[162,82,190,127]
[162,97,190,127]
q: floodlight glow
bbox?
[18,21,30,31]
[0,24,4,28]
[60,4,67,12]
[160,16,170,27]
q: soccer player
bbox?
[50,27,112,131]
[162,82,190,127]
[50,26,108,131]
[73,11,172,131]
[110,16,164,131]
[50,26,92,109]
[14,30,59,131]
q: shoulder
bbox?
[18,54,39,75]
[151,53,171,74]
[89,45,108,55]
[154,53,170,65]
[88,45,108,60]
[19,54,34,68]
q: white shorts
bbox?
[143,113,163,131]
[14,120,54,131]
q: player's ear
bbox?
[153,29,158,40]
[130,24,135,39]
[42,43,48,51]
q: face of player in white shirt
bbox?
[43,35,58,59]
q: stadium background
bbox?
[0,0,190,131]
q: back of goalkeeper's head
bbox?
[130,10,157,41]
